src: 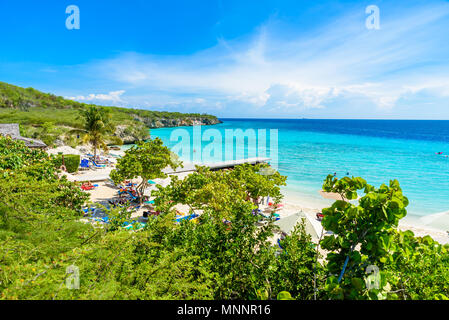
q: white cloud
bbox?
[66,90,126,103]
[264,83,335,110]
[68,1,449,118]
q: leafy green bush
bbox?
[319,174,449,300]
[3,134,449,300]
[53,154,80,173]
[270,222,324,300]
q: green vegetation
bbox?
[320,174,449,300]
[1,136,449,300]
[110,138,181,203]
[75,106,115,159]
[0,81,219,147]
[53,154,81,173]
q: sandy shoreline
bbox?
[59,150,449,245]
[85,177,449,244]
[282,189,449,245]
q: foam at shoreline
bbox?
[281,184,449,244]
[116,150,449,244]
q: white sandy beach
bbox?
[53,148,449,245]
[282,190,449,244]
[84,177,449,244]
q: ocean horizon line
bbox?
[217,117,449,121]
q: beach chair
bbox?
[121,190,139,203]
[90,159,106,168]
[79,159,90,170]
[81,184,95,191]
[259,211,280,221]
[268,202,284,210]
[175,212,199,223]
[95,157,113,166]
[123,221,146,231]
[82,206,96,216]
[277,238,284,249]
[126,182,137,187]
[126,190,138,201]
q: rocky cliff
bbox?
[139,116,222,128]
[115,116,222,144]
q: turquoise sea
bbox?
[149,119,449,218]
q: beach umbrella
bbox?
[274,211,318,242]
[152,177,170,187]
[57,172,77,182]
[318,190,348,201]
[47,146,81,155]
[419,212,449,231]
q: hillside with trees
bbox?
[0,81,221,147]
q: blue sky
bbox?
[1,0,449,119]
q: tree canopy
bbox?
[320,174,449,300]
[1,136,449,300]
[110,138,181,203]
[76,106,115,158]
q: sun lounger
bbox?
[91,216,109,224]
[90,159,106,168]
[175,213,199,223]
[82,207,97,215]
[123,221,146,230]
[277,238,283,249]
[125,190,139,201]
[259,212,280,221]
[79,159,90,170]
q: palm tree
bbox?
[76,106,115,159]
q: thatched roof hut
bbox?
[0,123,47,149]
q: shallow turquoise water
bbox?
[148,119,449,217]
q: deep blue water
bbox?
[149,119,449,217]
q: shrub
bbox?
[53,154,80,173]
[270,221,324,300]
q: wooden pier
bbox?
[163,157,271,174]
